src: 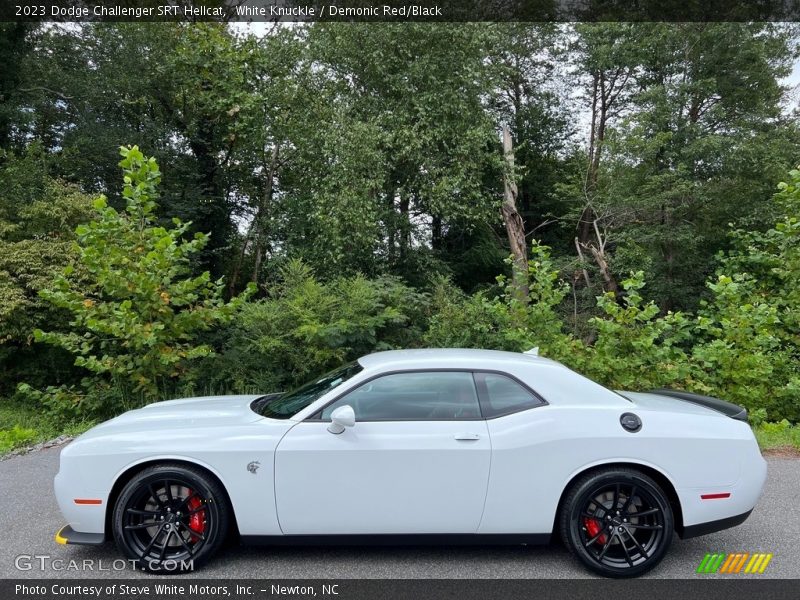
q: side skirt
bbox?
[240,533,551,547]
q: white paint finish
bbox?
[274,420,491,534]
[479,404,758,533]
[56,411,295,535]
[78,395,264,438]
[327,405,356,434]
[53,349,767,543]
[676,434,767,527]
[509,363,630,410]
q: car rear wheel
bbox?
[112,463,230,573]
[560,467,674,578]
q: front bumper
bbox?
[54,454,109,535]
[55,525,106,546]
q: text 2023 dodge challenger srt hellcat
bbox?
[54,349,766,577]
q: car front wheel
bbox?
[560,467,674,578]
[112,463,230,573]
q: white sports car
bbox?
[54,349,766,577]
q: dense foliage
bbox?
[199,260,429,395]
[1,23,799,448]
[19,147,253,416]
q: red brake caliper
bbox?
[583,517,607,545]
[186,492,206,542]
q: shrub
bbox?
[425,241,584,360]
[687,167,800,420]
[690,274,797,418]
[16,162,800,426]
[28,146,254,416]
[582,272,694,391]
[424,278,523,351]
[753,419,800,451]
[424,222,800,421]
[197,260,430,393]
[0,147,95,396]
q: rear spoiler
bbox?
[649,389,748,423]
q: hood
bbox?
[77,394,270,439]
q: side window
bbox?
[477,373,543,418]
[320,372,481,421]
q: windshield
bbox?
[251,361,364,419]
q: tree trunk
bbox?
[251,144,279,284]
[431,215,442,251]
[578,69,621,295]
[386,187,396,264]
[398,194,410,262]
[587,243,618,296]
[579,71,605,246]
[574,237,592,289]
[228,222,254,296]
[501,124,528,306]
[187,115,229,278]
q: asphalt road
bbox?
[1,445,798,580]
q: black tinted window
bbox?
[321,371,481,420]
[479,373,542,417]
[252,362,363,419]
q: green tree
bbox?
[598,23,798,311]
[202,259,429,394]
[690,167,800,420]
[31,147,253,412]
[6,23,256,278]
[0,23,36,150]
[425,241,582,360]
[276,24,500,283]
[0,147,94,394]
[583,272,693,390]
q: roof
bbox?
[357,348,562,371]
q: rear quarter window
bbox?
[476,372,545,418]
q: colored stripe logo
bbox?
[697,553,773,574]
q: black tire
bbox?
[560,467,674,578]
[112,463,230,574]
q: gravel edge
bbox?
[0,435,73,461]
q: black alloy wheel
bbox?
[560,467,674,577]
[112,464,230,573]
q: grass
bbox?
[753,420,800,455]
[0,400,94,455]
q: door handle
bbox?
[454,433,480,441]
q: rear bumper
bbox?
[677,446,766,537]
[55,525,106,546]
[678,509,753,539]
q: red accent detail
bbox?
[73,499,103,505]
[186,492,205,542]
[583,516,606,545]
[700,493,731,500]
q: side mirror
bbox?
[327,405,356,435]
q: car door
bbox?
[274,371,491,535]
